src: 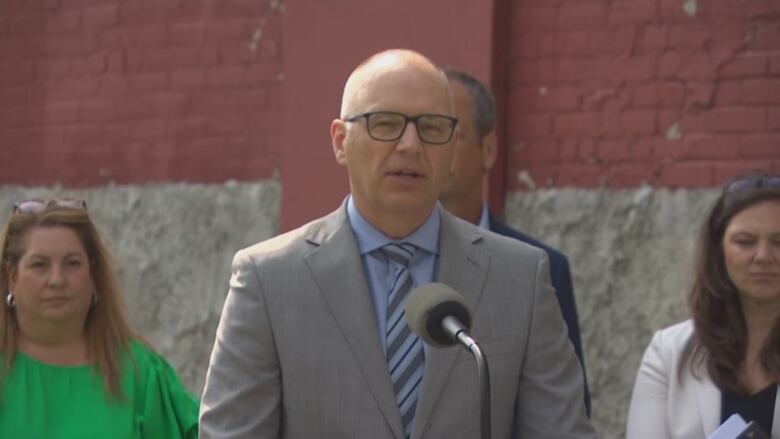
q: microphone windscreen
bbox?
[405,282,472,347]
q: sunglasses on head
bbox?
[723,175,780,194]
[13,199,88,214]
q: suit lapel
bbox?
[304,207,405,439]
[692,366,721,436]
[411,212,489,438]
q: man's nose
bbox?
[396,121,423,152]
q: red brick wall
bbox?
[507,0,780,189]
[0,0,282,186]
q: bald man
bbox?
[199,49,595,439]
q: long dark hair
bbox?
[689,174,780,394]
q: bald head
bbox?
[340,49,454,119]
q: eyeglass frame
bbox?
[13,199,88,214]
[723,174,780,195]
[342,111,459,145]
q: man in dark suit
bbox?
[440,67,591,414]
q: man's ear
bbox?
[481,130,498,173]
[330,119,348,165]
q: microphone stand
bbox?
[443,316,491,439]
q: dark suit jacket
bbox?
[489,213,591,415]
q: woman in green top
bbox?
[0,199,199,438]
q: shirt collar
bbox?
[347,195,440,256]
[477,203,490,230]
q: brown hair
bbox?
[689,177,780,394]
[0,204,138,398]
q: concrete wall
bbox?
[504,187,720,438]
[0,181,280,391]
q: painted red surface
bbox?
[506,0,780,190]
[0,0,282,186]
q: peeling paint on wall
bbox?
[665,122,682,140]
[682,0,697,17]
[517,170,537,189]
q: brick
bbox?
[45,101,80,123]
[589,28,635,57]
[81,100,115,122]
[520,141,559,164]
[754,25,780,50]
[654,136,687,160]
[607,163,657,187]
[0,85,29,103]
[45,79,100,100]
[554,112,601,136]
[597,140,630,161]
[115,96,153,119]
[685,82,715,109]
[220,44,257,64]
[0,60,35,84]
[557,30,591,56]
[130,120,166,142]
[658,83,686,108]
[123,25,167,49]
[512,6,556,33]
[556,59,596,82]
[769,107,780,131]
[205,115,246,136]
[153,93,190,116]
[10,14,46,35]
[608,0,658,26]
[168,116,207,139]
[170,70,206,89]
[719,53,767,78]
[741,79,780,105]
[82,5,118,29]
[102,122,130,143]
[70,54,107,76]
[557,3,608,30]
[99,29,124,49]
[638,25,667,52]
[244,64,283,84]
[658,162,715,187]
[631,138,654,159]
[668,25,713,50]
[100,75,129,96]
[512,32,540,59]
[206,66,245,87]
[46,11,80,33]
[678,53,718,80]
[190,91,231,113]
[128,72,167,93]
[169,22,205,45]
[706,107,766,133]
[35,58,71,80]
[559,140,578,160]
[658,52,683,78]
[44,35,98,56]
[534,86,580,111]
[205,20,253,42]
[715,81,743,105]
[683,135,740,159]
[578,139,597,160]
[515,59,556,84]
[555,164,605,187]
[621,110,657,135]
[582,87,621,111]
[514,113,552,138]
[770,54,780,75]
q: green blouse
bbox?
[0,340,199,439]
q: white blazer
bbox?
[626,320,779,439]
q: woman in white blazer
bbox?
[627,173,780,439]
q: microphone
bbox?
[405,283,491,439]
[405,282,473,348]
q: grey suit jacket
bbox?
[200,204,595,438]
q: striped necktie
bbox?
[380,243,424,438]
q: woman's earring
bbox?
[5,292,15,309]
[92,290,98,306]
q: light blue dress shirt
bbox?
[346,196,440,354]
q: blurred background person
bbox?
[626,173,780,438]
[440,67,590,414]
[0,199,199,438]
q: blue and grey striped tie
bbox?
[381,243,424,438]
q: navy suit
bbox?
[489,213,591,415]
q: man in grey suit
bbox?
[200,49,596,438]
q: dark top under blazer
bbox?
[489,213,591,415]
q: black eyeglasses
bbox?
[13,199,88,214]
[343,111,458,145]
[723,175,780,194]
